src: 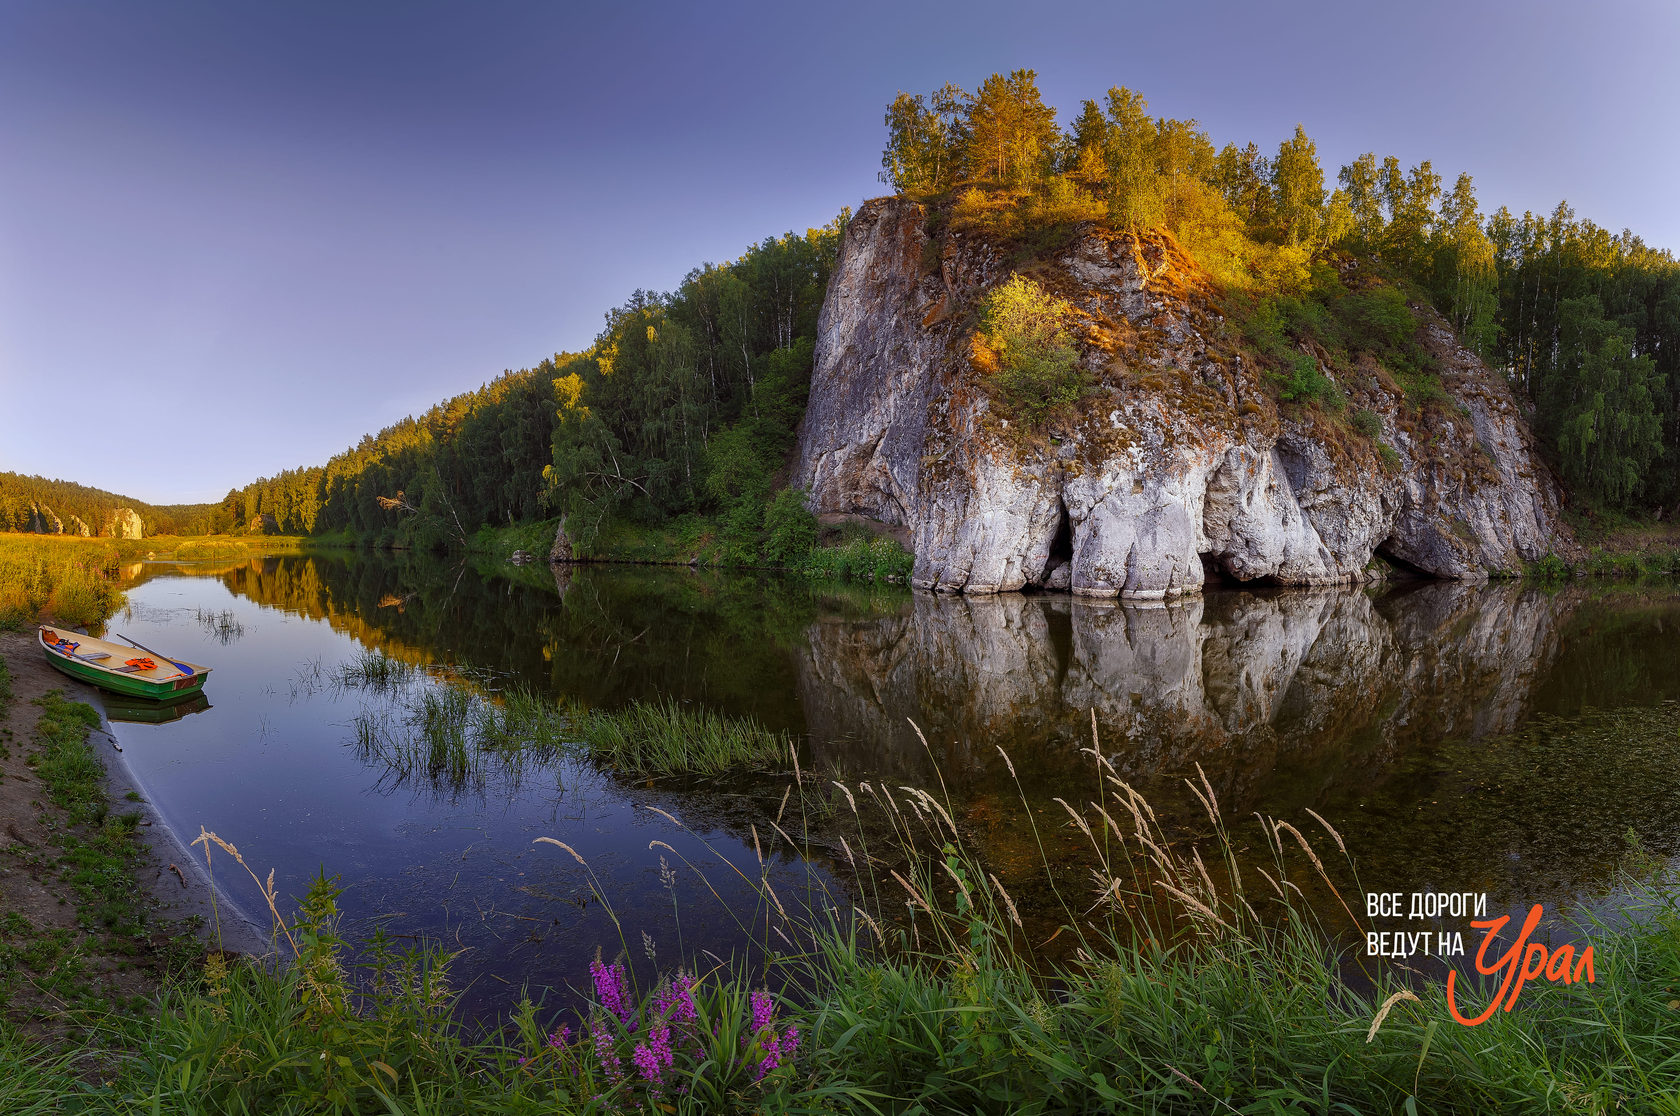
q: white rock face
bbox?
[794,198,1573,595]
[106,508,144,539]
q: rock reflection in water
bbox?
[800,583,1568,815]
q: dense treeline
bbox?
[206,221,845,552]
[0,472,212,536]
[881,70,1680,513]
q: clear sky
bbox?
[2,0,1676,504]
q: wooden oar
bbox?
[115,633,195,677]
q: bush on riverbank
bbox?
[471,510,913,585]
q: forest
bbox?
[7,71,1676,547]
[0,472,212,537]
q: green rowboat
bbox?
[39,625,211,701]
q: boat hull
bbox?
[42,650,209,699]
[38,626,211,701]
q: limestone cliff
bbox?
[794,198,1573,597]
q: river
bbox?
[103,552,1680,1019]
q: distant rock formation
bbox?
[794,198,1574,597]
[248,513,279,535]
[106,507,144,539]
[27,502,63,534]
[66,515,91,537]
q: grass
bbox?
[0,533,314,630]
[798,533,914,584]
[349,670,790,788]
[571,697,792,777]
[1526,545,1680,583]
[0,535,130,629]
[28,691,151,942]
[192,607,245,644]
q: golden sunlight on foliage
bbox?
[974,274,1085,428]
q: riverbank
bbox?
[0,632,262,1044]
[468,513,915,583]
[0,534,322,631]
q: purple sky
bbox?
[3,0,1676,504]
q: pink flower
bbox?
[590,1016,624,1085]
[632,1020,674,1087]
[590,957,634,1026]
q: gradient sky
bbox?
[3,0,1676,504]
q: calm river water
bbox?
[104,553,1680,1019]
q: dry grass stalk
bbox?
[1305,807,1348,856]
[1366,989,1420,1042]
[988,872,1023,929]
[891,870,931,913]
[832,780,857,814]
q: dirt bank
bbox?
[0,628,266,1034]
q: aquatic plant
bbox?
[569,697,790,777]
[347,675,789,787]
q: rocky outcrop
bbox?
[549,517,574,563]
[106,507,144,539]
[794,198,1573,597]
[66,515,91,537]
[26,502,63,534]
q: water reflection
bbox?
[800,583,1570,801]
[112,553,1680,1013]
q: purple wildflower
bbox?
[590,1016,624,1086]
[653,971,699,1028]
[750,990,775,1032]
[754,1032,780,1081]
[631,1020,674,1087]
[782,1024,800,1062]
[671,971,697,1024]
[547,1024,571,1049]
[590,957,634,1026]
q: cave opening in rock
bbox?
[1049,501,1074,566]
[1374,539,1432,579]
[1199,552,1239,586]
[1199,552,1281,588]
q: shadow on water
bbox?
[115,551,1680,1018]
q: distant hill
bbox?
[0,472,217,537]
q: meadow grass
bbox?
[0,535,130,629]
[0,533,312,629]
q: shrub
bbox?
[976,274,1085,427]
[760,488,817,567]
[1271,353,1341,408]
[1351,408,1383,438]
